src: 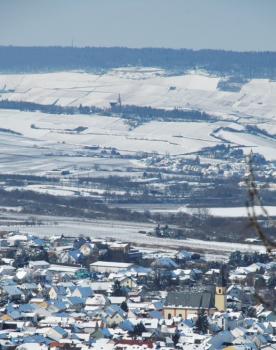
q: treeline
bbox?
[1,46,276,78]
[0,99,216,122]
[0,188,147,222]
[111,104,215,123]
[0,99,100,115]
[0,187,260,243]
[229,251,271,267]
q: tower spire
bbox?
[215,265,227,312]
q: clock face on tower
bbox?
[82,245,91,256]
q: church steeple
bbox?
[215,266,227,312]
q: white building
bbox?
[90,261,133,274]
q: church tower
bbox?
[215,267,227,312]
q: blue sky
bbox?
[0,0,275,51]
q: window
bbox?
[168,313,172,319]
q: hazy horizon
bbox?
[1,45,276,53]
[0,0,276,51]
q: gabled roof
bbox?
[29,260,49,267]
[67,296,85,305]
[120,319,135,332]
[115,339,153,348]
[165,291,215,309]
[50,299,68,310]
[105,305,126,318]
[52,326,68,337]
[2,285,21,296]
[73,286,93,298]
[151,257,178,269]
[29,237,46,246]
[18,304,36,313]
[69,249,83,262]
[18,283,37,290]
[50,286,67,296]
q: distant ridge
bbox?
[0,46,276,78]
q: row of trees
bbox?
[1,46,276,78]
[229,251,271,267]
[0,99,215,123]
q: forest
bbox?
[1,46,276,78]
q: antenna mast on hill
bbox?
[118,94,122,108]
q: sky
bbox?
[0,0,275,51]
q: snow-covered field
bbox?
[170,205,276,218]
[0,68,274,255]
[110,204,276,218]
[0,104,275,176]
[1,68,276,121]
[0,109,222,177]
[0,109,219,155]
[4,183,126,197]
[0,68,275,162]
[0,214,265,261]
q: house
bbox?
[176,250,196,262]
[91,327,112,340]
[118,276,137,289]
[105,305,126,326]
[49,286,67,300]
[1,285,22,300]
[107,242,130,261]
[47,326,68,341]
[0,265,16,276]
[71,286,94,298]
[90,281,113,294]
[86,294,109,307]
[7,234,28,246]
[59,249,84,265]
[108,296,126,305]
[29,297,48,308]
[29,260,50,270]
[259,311,276,323]
[207,330,234,349]
[90,261,134,274]
[67,296,85,310]
[17,344,48,350]
[114,339,154,349]
[151,257,178,270]
[47,264,81,275]
[28,236,46,248]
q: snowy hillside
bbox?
[1,68,276,122]
[0,67,275,238]
[0,107,275,167]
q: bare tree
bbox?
[246,151,276,254]
[245,151,276,311]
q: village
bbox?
[0,230,274,350]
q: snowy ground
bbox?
[147,205,276,218]
[0,214,265,261]
[0,109,219,156]
[0,68,276,161]
[108,204,276,218]
[0,69,274,256]
[0,106,275,174]
[1,68,276,122]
